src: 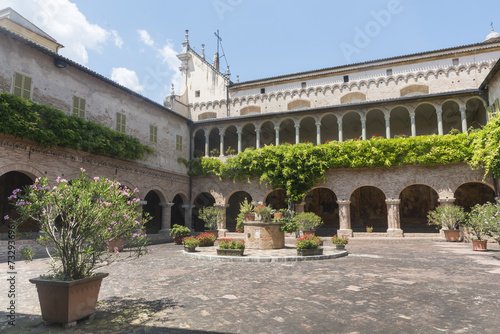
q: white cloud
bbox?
[0,0,110,64]
[111,30,123,48]
[138,29,154,46]
[111,67,144,93]
[158,42,181,93]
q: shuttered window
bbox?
[72,96,86,118]
[150,125,158,144]
[13,72,32,99]
[116,112,126,133]
[176,135,182,152]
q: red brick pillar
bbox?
[386,198,403,237]
[215,203,228,238]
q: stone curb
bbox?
[182,249,349,262]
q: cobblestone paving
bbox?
[1,238,500,333]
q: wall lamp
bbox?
[54,58,67,68]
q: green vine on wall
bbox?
[186,128,495,204]
[0,92,154,160]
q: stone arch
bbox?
[265,189,287,211]
[171,194,186,227]
[241,123,256,151]
[320,113,339,143]
[454,182,495,212]
[288,99,311,111]
[466,97,488,130]
[279,118,296,144]
[414,102,438,136]
[399,184,439,233]
[366,108,386,139]
[0,171,37,233]
[441,100,461,134]
[208,128,220,156]
[340,92,366,104]
[240,106,261,116]
[400,84,429,97]
[304,187,339,236]
[193,128,206,157]
[390,106,411,138]
[342,111,362,140]
[224,125,238,154]
[299,116,317,144]
[350,186,387,231]
[259,121,276,147]
[192,192,216,232]
[226,191,252,232]
[143,190,163,234]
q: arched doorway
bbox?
[350,186,387,232]
[304,188,339,236]
[171,194,185,227]
[399,185,439,233]
[192,192,215,232]
[454,183,495,212]
[266,189,287,211]
[143,191,162,234]
[227,191,252,232]
[0,171,36,233]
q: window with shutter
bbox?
[116,112,126,133]
[150,125,158,144]
[176,135,182,152]
[72,96,86,118]
[13,72,32,99]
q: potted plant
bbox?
[209,148,220,157]
[294,212,323,234]
[465,202,500,251]
[331,234,349,250]
[10,168,150,328]
[217,238,245,256]
[241,198,255,221]
[254,204,273,222]
[295,234,323,256]
[278,209,298,234]
[366,225,373,233]
[198,206,223,237]
[170,224,191,244]
[196,232,217,247]
[427,205,466,242]
[182,236,199,252]
[225,146,236,156]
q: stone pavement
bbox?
[1,237,500,334]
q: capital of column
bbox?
[274,126,280,131]
[181,204,190,210]
[337,200,351,205]
[255,128,261,134]
[337,120,343,125]
[436,108,443,117]
[315,121,322,126]
[236,130,242,135]
[384,114,391,122]
[160,202,175,208]
[385,198,401,205]
[214,203,229,208]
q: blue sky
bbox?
[2,0,500,104]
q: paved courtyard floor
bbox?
[1,238,500,333]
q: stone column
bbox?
[214,203,228,237]
[316,121,321,145]
[158,202,174,234]
[337,119,343,143]
[275,126,280,146]
[460,107,467,133]
[384,114,391,139]
[204,132,209,157]
[219,132,225,157]
[337,200,353,237]
[386,198,403,237]
[182,204,191,230]
[361,116,367,141]
[295,202,305,214]
[256,128,261,149]
[295,124,300,144]
[436,108,443,136]
[237,130,242,153]
[410,112,416,137]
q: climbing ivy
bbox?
[469,114,500,179]
[0,92,154,160]
[188,131,480,204]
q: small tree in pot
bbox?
[170,224,191,244]
[10,168,150,327]
[294,212,323,234]
[427,205,466,242]
[465,202,500,251]
[198,206,223,237]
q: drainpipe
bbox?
[188,123,193,228]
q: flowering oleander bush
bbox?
[465,202,500,241]
[196,232,217,245]
[255,204,273,222]
[218,238,245,250]
[295,234,323,250]
[331,235,349,245]
[182,236,199,248]
[427,205,466,230]
[10,168,150,281]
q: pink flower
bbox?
[4,215,9,220]
[80,168,86,173]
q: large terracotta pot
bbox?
[173,237,183,245]
[244,213,255,221]
[273,212,283,219]
[29,273,109,328]
[472,240,488,251]
[443,229,460,242]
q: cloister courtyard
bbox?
[1,237,500,334]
